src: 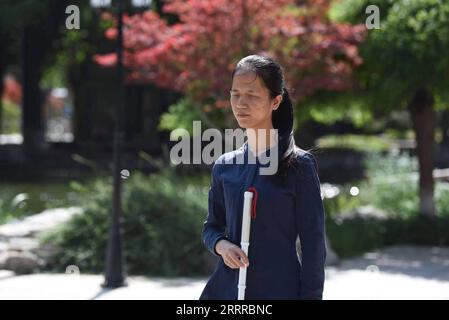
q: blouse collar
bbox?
[243,131,295,161]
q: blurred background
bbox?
[0,0,449,299]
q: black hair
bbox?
[231,54,311,178]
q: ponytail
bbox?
[272,87,293,138]
[269,88,297,179]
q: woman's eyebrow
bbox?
[230,89,257,92]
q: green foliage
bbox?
[358,152,420,219]
[322,184,363,220]
[326,214,386,258]
[332,0,449,110]
[297,91,374,128]
[317,134,390,153]
[383,215,449,246]
[159,98,204,134]
[159,97,235,134]
[327,213,449,258]
[342,151,449,219]
[0,193,29,225]
[325,151,449,257]
[0,181,85,224]
[435,182,449,218]
[41,170,211,276]
[330,0,395,24]
[40,64,67,89]
[41,5,108,88]
[356,152,449,219]
[1,99,21,134]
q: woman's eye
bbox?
[230,93,258,99]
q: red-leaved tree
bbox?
[95,0,366,124]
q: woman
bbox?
[199,55,326,300]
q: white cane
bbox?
[238,191,254,300]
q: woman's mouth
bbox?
[237,113,250,118]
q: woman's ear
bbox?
[272,94,283,110]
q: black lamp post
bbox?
[90,0,152,289]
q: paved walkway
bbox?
[324,245,449,299]
[0,245,448,300]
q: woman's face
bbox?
[230,71,282,130]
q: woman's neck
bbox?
[246,124,278,156]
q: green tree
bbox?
[333,0,449,218]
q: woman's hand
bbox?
[215,239,249,269]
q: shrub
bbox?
[0,192,29,224]
[41,169,211,276]
[326,213,387,258]
[325,151,449,257]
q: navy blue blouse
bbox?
[199,141,326,300]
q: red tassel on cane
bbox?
[247,187,258,219]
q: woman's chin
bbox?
[236,118,252,128]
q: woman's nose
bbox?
[236,97,249,109]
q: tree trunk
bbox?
[408,88,435,218]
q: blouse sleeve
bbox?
[202,162,228,256]
[295,153,326,299]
